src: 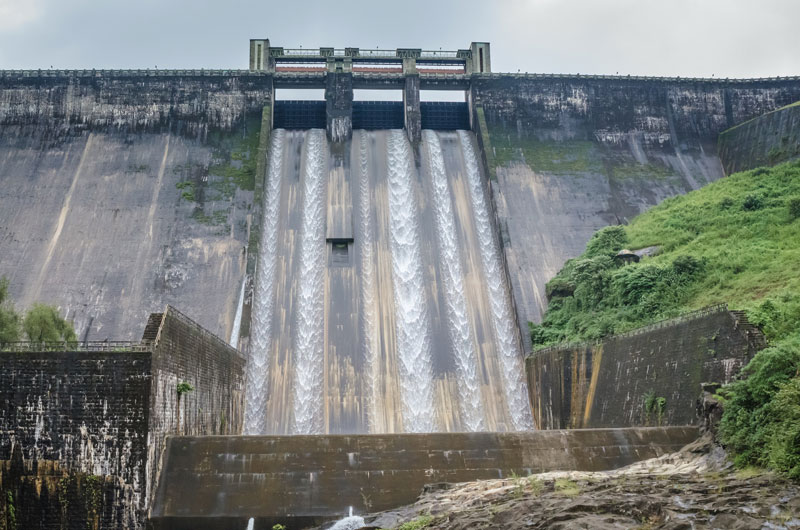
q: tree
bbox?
[23,303,77,343]
[0,277,21,344]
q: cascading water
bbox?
[245,128,533,435]
[229,277,246,347]
[292,129,328,434]
[423,130,486,432]
[358,133,380,431]
[243,130,285,435]
[458,130,534,431]
[386,130,437,433]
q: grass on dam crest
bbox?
[529,159,800,478]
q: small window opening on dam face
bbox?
[421,90,470,130]
[274,88,326,129]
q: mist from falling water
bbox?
[358,133,380,432]
[386,130,437,433]
[243,130,285,435]
[292,129,328,434]
[423,130,486,431]
[458,130,534,431]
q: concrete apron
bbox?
[149,426,698,529]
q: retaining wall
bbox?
[0,306,245,530]
[149,427,699,530]
[526,307,766,430]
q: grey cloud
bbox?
[0,0,797,77]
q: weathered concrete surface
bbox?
[526,307,766,430]
[718,101,800,174]
[0,306,245,529]
[470,76,800,349]
[0,74,273,341]
[149,427,698,529]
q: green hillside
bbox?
[529,160,800,477]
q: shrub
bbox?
[177,382,194,396]
[788,197,800,220]
[23,303,77,343]
[718,337,800,468]
[584,225,628,258]
[0,277,21,344]
[764,377,800,478]
[742,194,764,211]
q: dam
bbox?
[1,37,799,529]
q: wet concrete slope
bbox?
[470,76,800,347]
[0,74,272,340]
[0,129,252,341]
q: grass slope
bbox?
[529,160,800,477]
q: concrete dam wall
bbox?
[471,75,800,347]
[718,100,800,173]
[245,128,531,435]
[0,73,272,341]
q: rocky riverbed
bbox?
[317,436,800,530]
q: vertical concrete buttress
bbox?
[404,74,422,144]
[325,68,353,143]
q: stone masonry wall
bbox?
[526,307,766,430]
[0,350,151,528]
[0,307,246,529]
[144,306,246,510]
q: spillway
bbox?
[386,130,437,433]
[245,128,533,434]
[459,130,534,431]
[423,130,485,432]
[243,130,285,435]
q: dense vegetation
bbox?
[0,277,77,345]
[529,161,800,477]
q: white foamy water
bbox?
[243,130,285,435]
[329,506,365,530]
[386,130,437,433]
[458,130,534,431]
[423,130,486,432]
[292,129,328,434]
[229,277,246,348]
[358,133,380,432]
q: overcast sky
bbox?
[1,0,798,78]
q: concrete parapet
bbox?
[149,427,698,528]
